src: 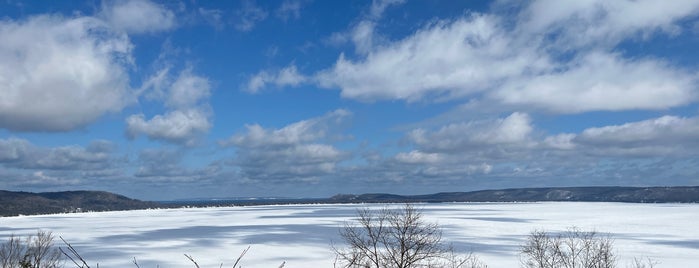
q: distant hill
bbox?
[330,186,699,203]
[3,186,698,217]
[0,190,159,217]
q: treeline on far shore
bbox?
[2,186,699,217]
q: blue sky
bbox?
[1,0,699,200]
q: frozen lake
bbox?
[1,202,697,267]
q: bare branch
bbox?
[59,236,91,268]
[184,254,200,268]
[520,228,616,268]
[231,245,250,268]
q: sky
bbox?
[1,0,699,200]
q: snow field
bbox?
[1,202,697,267]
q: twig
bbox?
[184,254,200,268]
[231,246,250,268]
[59,236,91,268]
[133,257,141,268]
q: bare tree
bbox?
[0,230,62,268]
[520,227,615,268]
[0,235,23,268]
[334,204,486,268]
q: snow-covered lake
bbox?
[1,202,697,267]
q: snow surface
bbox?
[1,202,697,267]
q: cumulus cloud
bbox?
[348,113,536,185]
[394,150,443,164]
[100,0,176,34]
[0,15,133,132]
[221,109,351,182]
[127,69,213,146]
[572,115,699,157]
[0,138,121,182]
[314,0,699,113]
[408,112,535,153]
[245,64,307,93]
[536,115,699,157]
[294,0,699,190]
[166,70,212,109]
[419,163,493,177]
[372,112,699,190]
[126,109,211,146]
[222,109,351,148]
[0,138,127,190]
[234,0,268,32]
[495,51,697,113]
[368,0,405,19]
[324,0,405,55]
[134,148,220,182]
[518,0,699,50]
[316,15,546,102]
[543,133,577,150]
[406,113,699,162]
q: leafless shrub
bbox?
[438,248,487,268]
[628,257,658,268]
[184,245,285,268]
[62,239,283,268]
[333,204,486,268]
[0,230,62,268]
[520,227,615,268]
[0,234,23,268]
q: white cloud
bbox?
[246,64,307,93]
[368,0,406,20]
[494,51,697,113]
[543,133,576,150]
[385,113,534,181]
[350,20,377,55]
[519,0,699,50]
[139,67,171,100]
[316,15,546,102]
[324,0,405,55]
[536,115,699,157]
[0,138,30,162]
[221,110,351,182]
[572,115,699,156]
[420,163,493,177]
[222,109,350,147]
[315,0,699,113]
[134,148,220,181]
[4,170,82,187]
[126,109,211,146]
[100,0,176,34]
[0,138,119,171]
[0,15,133,132]
[166,69,212,109]
[128,70,213,146]
[408,112,535,153]
[234,0,268,32]
[395,150,443,164]
[406,113,699,163]
[199,8,225,29]
[276,0,303,21]
[559,116,699,160]
[384,113,699,186]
